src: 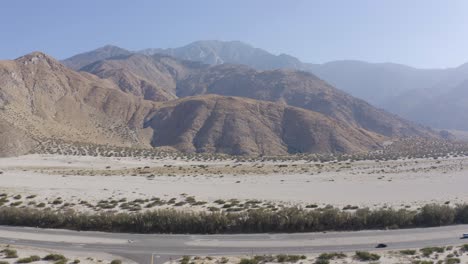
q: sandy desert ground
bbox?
[165,245,468,264]
[0,154,468,212]
[0,243,134,264]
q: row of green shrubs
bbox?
[0,204,467,234]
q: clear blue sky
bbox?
[2,0,467,68]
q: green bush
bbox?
[445,258,460,264]
[1,248,18,258]
[314,259,329,264]
[400,249,417,255]
[180,256,190,264]
[276,254,287,263]
[43,254,66,261]
[420,247,445,257]
[354,251,380,261]
[275,255,304,263]
[412,261,434,264]
[317,253,346,260]
[253,255,274,263]
[461,244,468,252]
[17,255,41,263]
[239,259,258,264]
[110,260,122,264]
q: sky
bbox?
[1,0,468,68]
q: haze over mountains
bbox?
[131,40,468,131]
[63,47,435,137]
[0,46,440,157]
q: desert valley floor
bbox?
[1,153,468,213]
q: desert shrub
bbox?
[354,251,380,261]
[43,254,66,261]
[1,248,18,258]
[286,255,302,262]
[276,254,287,262]
[420,247,445,257]
[10,201,22,207]
[73,259,80,263]
[445,258,460,264]
[0,261,8,264]
[52,199,63,205]
[412,261,434,264]
[180,256,190,264]
[400,249,417,255]
[253,255,274,263]
[314,259,329,264]
[461,244,468,252]
[29,256,40,261]
[17,255,41,263]
[275,255,304,263]
[110,260,122,264]
[239,259,258,264]
[317,253,346,260]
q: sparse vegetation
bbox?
[317,253,346,260]
[180,256,190,264]
[239,259,258,264]
[275,255,305,263]
[420,247,445,257]
[1,248,18,258]
[17,255,41,263]
[400,249,417,255]
[353,251,380,261]
[445,258,460,264]
[43,254,66,261]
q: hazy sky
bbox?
[2,0,468,68]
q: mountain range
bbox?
[0,48,439,157]
[109,40,468,131]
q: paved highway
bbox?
[0,225,467,264]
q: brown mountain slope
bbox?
[79,52,436,138]
[176,64,436,138]
[0,52,157,155]
[145,95,385,155]
[80,54,206,101]
[0,52,393,156]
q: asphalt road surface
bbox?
[0,225,468,264]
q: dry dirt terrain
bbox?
[0,244,134,264]
[1,153,468,213]
[165,245,468,264]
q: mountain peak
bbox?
[61,45,132,70]
[17,51,50,60]
[96,44,128,52]
[15,51,63,68]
